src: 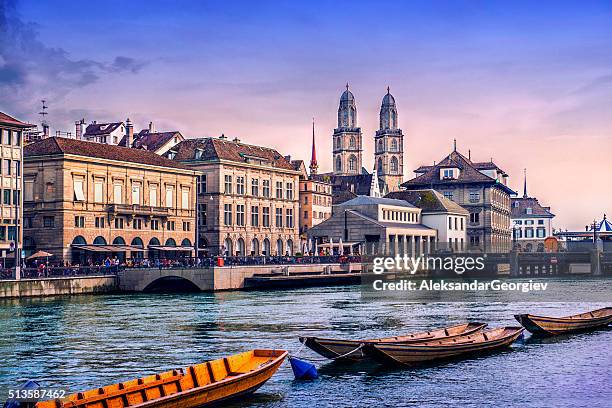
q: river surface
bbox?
[0,282,610,407]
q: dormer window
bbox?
[441,168,458,179]
[526,207,533,215]
[513,201,519,208]
[167,150,177,160]
[195,148,203,160]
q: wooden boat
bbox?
[35,349,287,408]
[515,307,612,336]
[363,327,524,366]
[299,322,487,361]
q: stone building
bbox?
[375,88,404,193]
[511,171,555,251]
[23,137,198,263]
[0,112,31,265]
[333,84,363,176]
[386,189,469,251]
[306,196,436,256]
[168,136,301,256]
[403,146,514,252]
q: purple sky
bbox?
[1,0,611,230]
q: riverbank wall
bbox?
[0,275,118,298]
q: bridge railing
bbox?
[0,266,121,281]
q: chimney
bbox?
[148,121,155,133]
[468,149,471,161]
[75,118,85,140]
[233,137,241,144]
[219,134,227,140]
[125,118,134,147]
[42,123,50,139]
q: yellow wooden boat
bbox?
[35,350,287,408]
[515,307,612,336]
[299,322,487,361]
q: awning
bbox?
[72,245,145,252]
[148,245,194,252]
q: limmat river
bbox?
[0,283,610,408]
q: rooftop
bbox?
[511,196,555,218]
[24,137,191,170]
[0,111,32,128]
[386,189,469,215]
[83,122,123,136]
[339,195,416,208]
[119,130,181,152]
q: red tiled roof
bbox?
[24,137,191,170]
[0,111,31,127]
[170,137,295,170]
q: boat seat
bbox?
[482,333,488,341]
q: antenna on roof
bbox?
[39,99,48,125]
[453,139,457,151]
[468,149,471,161]
[523,168,527,198]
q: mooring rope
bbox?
[291,338,308,358]
[331,343,365,360]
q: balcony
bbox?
[107,204,170,217]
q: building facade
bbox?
[23,137,198,263]
[307,196,437,256]
[0,112,30,266]
[375,88,404,193]
[511,176,555,251]
[386,189,468,251]
[404,148,514,252]
[169,136,301,256]
[333,85,363,176]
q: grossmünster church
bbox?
[316,84,404,201]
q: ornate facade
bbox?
[332,84,363,175]
[374,88,404,192]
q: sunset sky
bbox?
[1,0,611,230]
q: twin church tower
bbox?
[330,84,404,192]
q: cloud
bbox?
[0,0,147,120]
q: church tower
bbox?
[374,87,404,192]
[332,84,363,175]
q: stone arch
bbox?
[391,139,398,152]
[236,238,245,256]
[93,236,107,245]
[112,236,126,245]
[276,238,283,256]
[377,158,383,173]
[148,237,161,259]
[224,237,233,256]
[390,156,399,173]
[165,238,177,246]
[335,156,342,172]
[131,237,145,260]
[349,136,356,148]
[378,139,384,152]
[286,239,294,256]
[263,238,271,256]
[251,238,260,256]
[143,276,201,292]
[181,238,191,247]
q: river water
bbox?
[0,282,610,407]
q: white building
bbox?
[386,189,468,251]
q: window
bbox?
[251,206,259,226]
[455,218,458,230]
[470,236,480,247]
[149,184,158,206]
[286,183,293,200]
[525,228,534,238]
[94,181,103,203]
[24,217,33,228]
[304,210,308,219]
[275,208,283,227]
[515,220,523,225]
[133,218,143,229]
[349,136,356,148]
[74,216,85,228]
[2,159,9,175]
[390,157,398,173]
[536,228,546,238]
[181,188,189,209]
[24,180,34,202]
[538,220,544,225]
[236,177,245,195]
[151,219,160,230]
[443,191,453,201]
[460,218,464,230]
[443,169,454,179]
[14,160,20,176]
[3,189,10,205]
[448,217,453,230]
[525,220,534,225]
[197,175,207,194]
[515,229,523,239]
[14,131,20,146]
[276,181,283,199]
[236,205,245,226]
[114,217,124,229]
[74,179,85,201]
[198,203,207,226]
[470,212,480,223]
[165,186,173,208]
[251,179,259,196]
[348,155,357,172]
[113,184,123,204]
[43,216,54,228]
[95,217,105,228]
[526,207,533,215]
[166,221,176,231]
[469,191,480,202]
[131,182,141,205]
[224,175,232,194]
[391,139,398,151]
[303,196,308,204]
[224,204,232,226]
[263,207,270,227]
[262,180,270,197]
[335,156,342,172]
[2,129,11,145]
[183,221,191,231]
[286,208,294,228]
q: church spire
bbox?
[370,161,381,198]
[309,117,318,175]
[523,168,527,198]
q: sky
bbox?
[1,0,611,230]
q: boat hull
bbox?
[364,327,524,366]
[35,349,287,408]
[299,322,487,361]
[515,307,612,336]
